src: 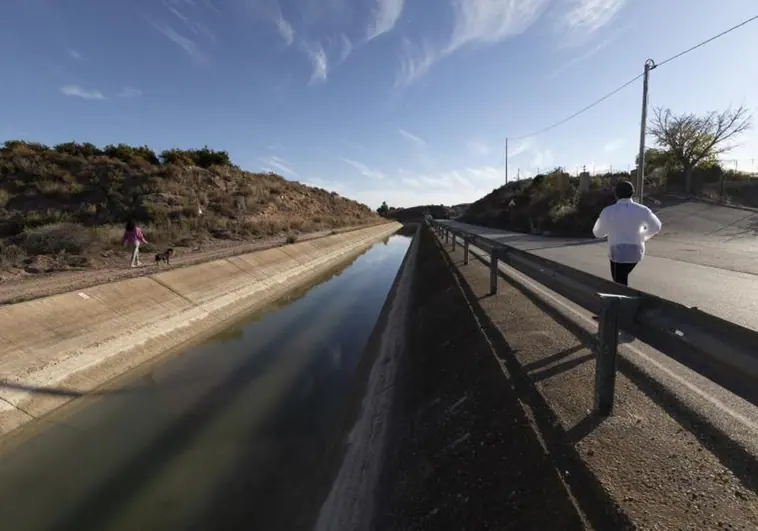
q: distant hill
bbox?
[383,203,471,222]
[0,140,379,272]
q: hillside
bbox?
[460,171,617,237]
[0,141,379,275]
[461,165,758,237]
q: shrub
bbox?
[18,223,94,256]
[54,142,102,158]
[160,147,232,169]
[103,144,160,165]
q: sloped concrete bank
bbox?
[315,225,420,531]
[0,222,401,438]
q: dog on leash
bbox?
[155,248,174,266]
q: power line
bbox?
[656,14,758,68]
[510,73,643,141]
[508,13,758,142]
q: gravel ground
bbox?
[374,228,608,530]
[435,230,758,530]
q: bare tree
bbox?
[648,105,752,193]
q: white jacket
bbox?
[592,198,662,263]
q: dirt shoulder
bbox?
[436,231,758,529]
[0,223,382,306]
[374,228,605,530]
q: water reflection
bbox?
[0,234,413,531]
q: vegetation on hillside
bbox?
[0,140,379,272]
[462,105,755,237]
[461,163,758,237]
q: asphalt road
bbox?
[439,200,758,331]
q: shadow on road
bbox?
[414,232,632,530]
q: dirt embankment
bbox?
[0,140,380,295]
[373,227,611,529]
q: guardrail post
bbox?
[489,248,499,295]
[595,295,621,416]
[463,237,469,265]
[452,233,457,251]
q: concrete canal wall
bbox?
[0,222,402,438]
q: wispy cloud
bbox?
[396,0,549,87]
[165,1,216,41]
[509,139,531,158]
[603,137,624,152]
[340,158,387,180]
[60,85,106,100]
[550,35,613,78]
[116,86,143,98]
[560,0,627,35]
[467,141,490,156]
[303,42,328,85]
[260,155,299,177]
[338,34,352,63]
[67,49,83,60]
[399,128,427,148]
[150,18,208,64]
[274,11,294,46]
[531,147,555,170]
[367,0,405,41]
[395,38,438,87]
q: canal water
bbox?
[0,233,413,531]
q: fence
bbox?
[429,220,758,416]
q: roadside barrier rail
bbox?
[429,219,758,415]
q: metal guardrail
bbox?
[428,220,758,415]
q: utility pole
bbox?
[505,138,509,185]
[637,59,656,203]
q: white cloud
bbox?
[531,147,555,170]
[60,85,106,100]
[367,0,405,41]
[349,165,507,209]
[340,158,387,180]
[275,12,294,46]
[395,38,438,87]
[149,18,208,64]
[67,49,83,60]
[260,155,299,177]
[303,42,328,85]
[396,0,549,87]
[116,86,143,98]
[338,34,352,63]
[509,139,531,158]
[163,0,217,42]
[467,140,490,156]
[561,0,627,34]
[603,137,624,152]
[550,35,613,78]
[399,128,427,148]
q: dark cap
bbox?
[615,180,634,199]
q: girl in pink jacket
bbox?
[121,220,148,268]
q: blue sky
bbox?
[1,0,757,209]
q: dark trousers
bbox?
[610,261,637,286]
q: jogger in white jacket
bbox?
[592,180,662,286]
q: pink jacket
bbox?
[122,227,147,245]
